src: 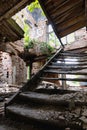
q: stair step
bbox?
[35,88,76,94]
[19,91,87,106]
[40,77,87,82]
[6,105,66,127]
[47,65,87,70]
[59,53,87,57]
[6,104,81,129]
[58,55,87,59]
[19,92,69,106]
[54,58,87,62]
[51,62,87,66]
[43,69,87,75]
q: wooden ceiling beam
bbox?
[1,21,19,41]
[0,0,34,22]
[44,0,52,5]
[7,18,24,38]
[0,18,24,42]
[45,0,68,11]
[54,3,83,24]
[49,0,83,18]
[57,14,86,32]
[59,20,87,37]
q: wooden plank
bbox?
[44,0,52,5]
[51,62,87,66]
[44,69,87,75]
[58,55,87,59]
[47,65,87,70]
[54,3,84,26]
[54,3,84,25]
[65,47,87,53]
[7,18,24,37]
[59,19,87,37]
[60,51,87,55]
[40,77,87,82]
[44,0,66,10]
[48,65,87,68]
[35,88,76,94]
[0,18,24,41]
[57,14,86,32]
[54,58,87,62]
[48,0,71,13]
[2,21,19,41]
[6,104,82,128]
[59,53,87,57]
[50,0,82,18]
[20,91,87,106]
[0,0,34,21]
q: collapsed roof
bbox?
[38,0,87,38]
[0,0,87,43]
[0,0,34,42]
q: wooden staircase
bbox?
[5,47,87,129]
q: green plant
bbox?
[28,0,45,16]
[24,24,30,49]
[40,42,55,55]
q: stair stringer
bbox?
[5,47,63,109]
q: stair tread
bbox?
[20,92,50,99]
[6,103,84,129]
[44,69,87,75]
[40,77,87,82]
[6,104,78,126]
[19,91,87,105]
[7,104,66,122]
[20,91,71,102]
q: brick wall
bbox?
[0,51,27,85]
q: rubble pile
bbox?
[0,84,20,94]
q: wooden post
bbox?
[29,61,32,79]
[61,58,66,89]
[26,61,32,80]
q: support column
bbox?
[62,58,66,89]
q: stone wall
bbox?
[30,20,47,42]
[0,51,27,85]
[11,55,27,85]
[32,60,46,75]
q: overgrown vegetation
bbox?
[24,38,55,55]
[28,0,44,16]
[24,24,30,49]
[24,0,55,55]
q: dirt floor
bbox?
[0,116,63,130]
[0,83,87,130]
[0,102,60,130]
